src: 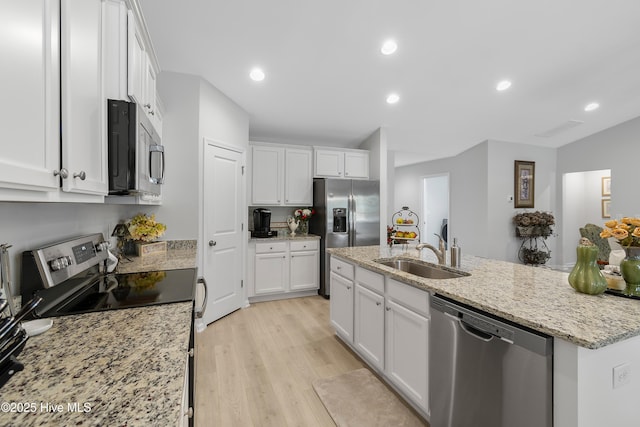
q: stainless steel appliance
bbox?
[251,208,277,238]
[20,234,196,317]
[107,99,164,201]
[430,294,553,427]
[19,233,199,425]
[310,179,380,297]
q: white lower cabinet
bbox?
[385,298,429,414]
[329,258,431,420]
[354,284,385,370]
[290,245,319,291]
[330,271,354,341]
[255,251,288,294]
[250,239,319,300]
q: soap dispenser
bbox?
[450,238,461,268]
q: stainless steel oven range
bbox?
[19,233,197,426]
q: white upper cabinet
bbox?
[60,0,107,195]
[314,148,369,179]
[0,0,60,193]
[127,9,161,135]
[250,143,312,206]
[284,148,313,205]
[104,0,128,101]
[127,9,145,105]
[251,145,283,205]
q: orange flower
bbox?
[633,228,640,238]
[604,220,618,229]
[600,229,612,238]
[618,223,631,231]
[611,228,629,240]
[630,218,640,227]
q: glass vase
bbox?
[620,247,640,290]
[298,220,309,235]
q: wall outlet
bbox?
[613,363,631,389]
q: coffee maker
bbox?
[252,208,277,238]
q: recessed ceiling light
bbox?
[496,80,512,91]
[249,67,265,82]
[584,102,600,112]
[386,93,400,104]
[381,40,398,55]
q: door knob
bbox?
[73,171,86,180]
[209,240,216,246]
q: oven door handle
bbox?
[195,276,208,319]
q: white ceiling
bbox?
[139,0,640,166]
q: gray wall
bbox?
[395,140,558,263]
[157,71,249,242]
[557,116,640,263]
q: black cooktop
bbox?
[37,268,196,317]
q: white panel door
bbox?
[60,0,107,195]
[202,143,244,324]
[0,0,60,192]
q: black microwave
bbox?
[107,99,164,197]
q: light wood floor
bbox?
[194,296,390,426]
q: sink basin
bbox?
[375,258,470,280]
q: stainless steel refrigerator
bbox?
[310,178,380,297]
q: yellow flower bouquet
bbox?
[127,213,167,242]
[600,218,640,247]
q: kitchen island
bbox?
[329,245,640,427]
[0,243,198,426]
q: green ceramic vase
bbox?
[568,244,607,295]
[620,247,640,288]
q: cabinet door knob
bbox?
[376,302,381,306]
[209,240,216,246]
[73,171,86,180]
[53,168,68,179]
[386,307,391,311]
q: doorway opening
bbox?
[421,174,450,248]
[561,168,611,267]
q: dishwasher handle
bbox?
[459,319,494,342]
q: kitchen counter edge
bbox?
[328,245,640,349]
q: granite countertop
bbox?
[328,245,640,349]
[250,233,321,242]
[0,241,198,426]
[0,302,192,426]
[117,240,197,274]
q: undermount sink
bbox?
[375,258,470,280]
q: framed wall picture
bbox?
[602,199,611,218]
[602,176,611,197]
[514,160,535,208]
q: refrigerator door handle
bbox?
[349,194,355,246]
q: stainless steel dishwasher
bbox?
[430,294,553,427]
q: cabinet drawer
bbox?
[356,266,384,294]
[290,239,318,252]
[255,241,287,254]
[331,256,354,280]
[387,278,430,317]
